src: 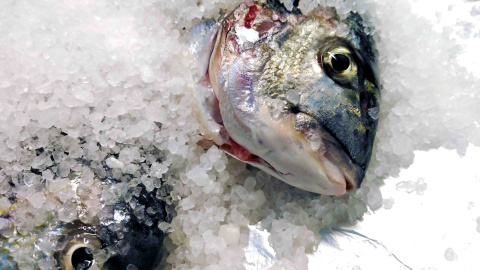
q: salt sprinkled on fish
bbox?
[192,1,380,195]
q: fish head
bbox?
[203,3,380,195]
[0,184,169,270]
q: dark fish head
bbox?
[198,3,380,195]
[1,185,170,270]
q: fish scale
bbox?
[258,18,327,99]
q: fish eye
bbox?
[319,45,358,79]
[56,231,103,270]
[71,247,94,270]
[330,53,350,72]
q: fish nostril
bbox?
[289,105,301,114]
[71,247,94,270]
[346,179,355,191]
[360,91,369,114]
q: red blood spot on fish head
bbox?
[244,5,259,29]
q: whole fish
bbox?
[192,1,380,195]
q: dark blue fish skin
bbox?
[1,185,170,270]
[301,13,380,188]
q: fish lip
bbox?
[223,135,355,196]
[292,110,364,193]
[217,108,361,195]
[314,123,363,192]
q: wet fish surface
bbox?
[192,0,380,195]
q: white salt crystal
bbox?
[285,90,300,105]
[352,266,362,270]
[147,207,157,215]
[396,181,416,193]
[234,185,248,200]
[106,65,127,87]
[134,205,145,220]
[190,235,205,257]
[179,196,195,210]
[58,204,77,222]
[23,173,41,187]
[130,185,141,196]
[186,166,211,186]
[102,189,117,206]
[203,230,226,254]
[366,184,383,211]
[279,0,294,11]
[31,153,49,169]
[71,86,94,103]
[244,177,256,191]
[42,170,54,181]
[219,224,240,246]
[106,157,125,169]
[0,181,10,195]
[246,190,266,210]
[207,146,221,162]
[298,0,319,14]
[57,189,75,203]
[0,218,11,230]
[308,134,323,151]
[140,65,155,83]
[142,177,154,192]
[368,107,379,120]
[158,222,174,233]
[28,192,46,209]
[145,106,167,124]
[382,197,394,210]
[119,147,141,164]
[214,160,226,172]
[0,197,11,210]
[444,247,458,261]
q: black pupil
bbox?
[331,54,350,71]
[71,247,94,270]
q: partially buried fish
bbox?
[191,1,380,195]
[0,132,171,270]
[1,183,169,270]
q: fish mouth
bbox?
[219,110,362,196]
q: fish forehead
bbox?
[257,17,334,97]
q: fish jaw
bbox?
[241,113,352,196]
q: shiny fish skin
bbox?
[192,1,380,195]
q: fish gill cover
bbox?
[0,0,478,269]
